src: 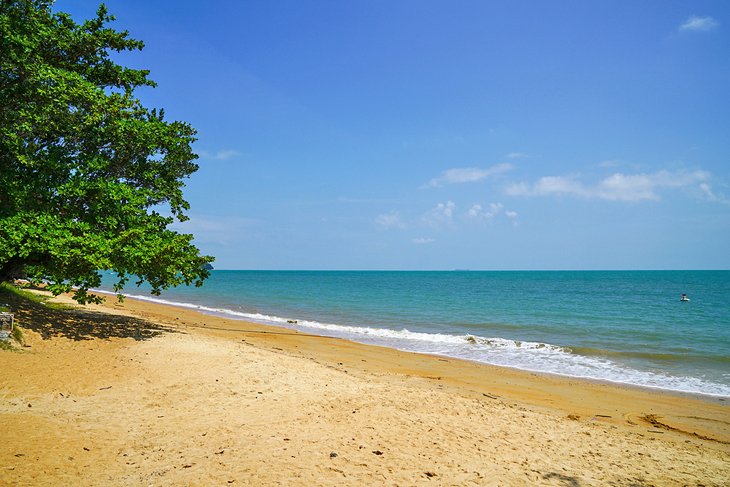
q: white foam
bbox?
[92,288,730,397]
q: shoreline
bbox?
[144,299,730,405]
[93,287,730,401]
[82,292,730,440]
[1,288,729,485]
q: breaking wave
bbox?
[92,289,730,398]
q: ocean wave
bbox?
[91,288,730,397]
[569,346,730,364]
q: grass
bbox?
[0,326,22,351]
[11,324,24,345]
[0,281,173,342]
[0,282,77,311]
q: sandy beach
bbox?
[1,289,728,486]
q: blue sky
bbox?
[61,1,729,270]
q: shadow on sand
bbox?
[542,472,649,487]
[0,287,175,341]
[541,472,583,487]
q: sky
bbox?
[60,1,730,270]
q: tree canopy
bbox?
[0,0,213,303]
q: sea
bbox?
[97,270,730,398]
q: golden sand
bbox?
[1,290,728,485]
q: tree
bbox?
[0,0,213,303]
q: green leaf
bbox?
[0,0,214,303]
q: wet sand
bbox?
[1,289,728,485]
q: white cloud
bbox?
[699,183,730,205]
[464,202,519,224]
[679,15,719,32]
[466,202,504,220]
[423,163,513,188]
[506,152,527,159]
[466,204,484,218]
[597,173,659,201]
[196,149,240,161]
[423,201,456,226]
[436,201,455,219]
[538,176,588,197]
[412,237,435,245]
[507,175,589,198]
[599,170,709,201]
[375,211,405,229]
[506,170,712,202]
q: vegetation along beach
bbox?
[2,1,729,485]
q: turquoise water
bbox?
[99,270,730,397]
